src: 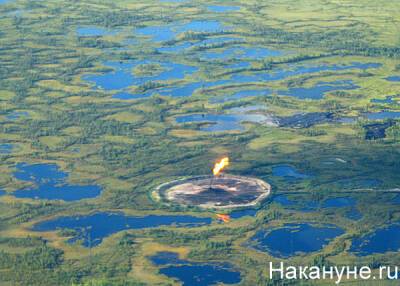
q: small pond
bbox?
[365,111,400,120]
[77,27,116,37]
[229,208,258,219]
[207,5,240,12]
[0,143,13,154]
[371,96,398,105]
[6,111,29,120]
[386,76,400,82]
[272,165,310,180]
[322,197,356,208]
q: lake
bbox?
[136,20,226,42]
[83,60,198,91]
[386,76,400,82]
[150,252,241,286]
[272,165,310,180]
[365,111,400,120]
[229,208,258,219]
[0,143,13,154]
[13,163,102,201]
[33,212,212,247]
[77,27,116,37]
[6,111,29,120]
[350,223,400,256]
[371,96,397,105]
[251,223,344,258]
[207,5,240,13]
[322,197,356,208]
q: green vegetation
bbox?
[0,0,399,285]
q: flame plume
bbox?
[213,157,229,176]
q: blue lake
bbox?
[6,111,29,120]
[272,194,318,212]
[386,76,400,82]
[251,223,344,258]
[371,96,397,104]
[322,197,356,208]
[0,143,13,154]
[278,80,358,100]
[77,27,116,37]
[230,208,258,219]
[33,212,212,247]
[207,5,240,12]
[83,60,198,91]
[350,223,400,256]
[13,163,102,201]
[365,111,400,120]
[392,195,400,205]
[151,252,241,286]
[272,165,310,180]
[136,20,226,42]
[0,189,5,196]
[273,195,297,206]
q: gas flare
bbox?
[216,214,230,223]
[213,157,229,176]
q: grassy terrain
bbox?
[0,0,400,285]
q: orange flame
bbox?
[216,214,230,223]
[213,157,229,176]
